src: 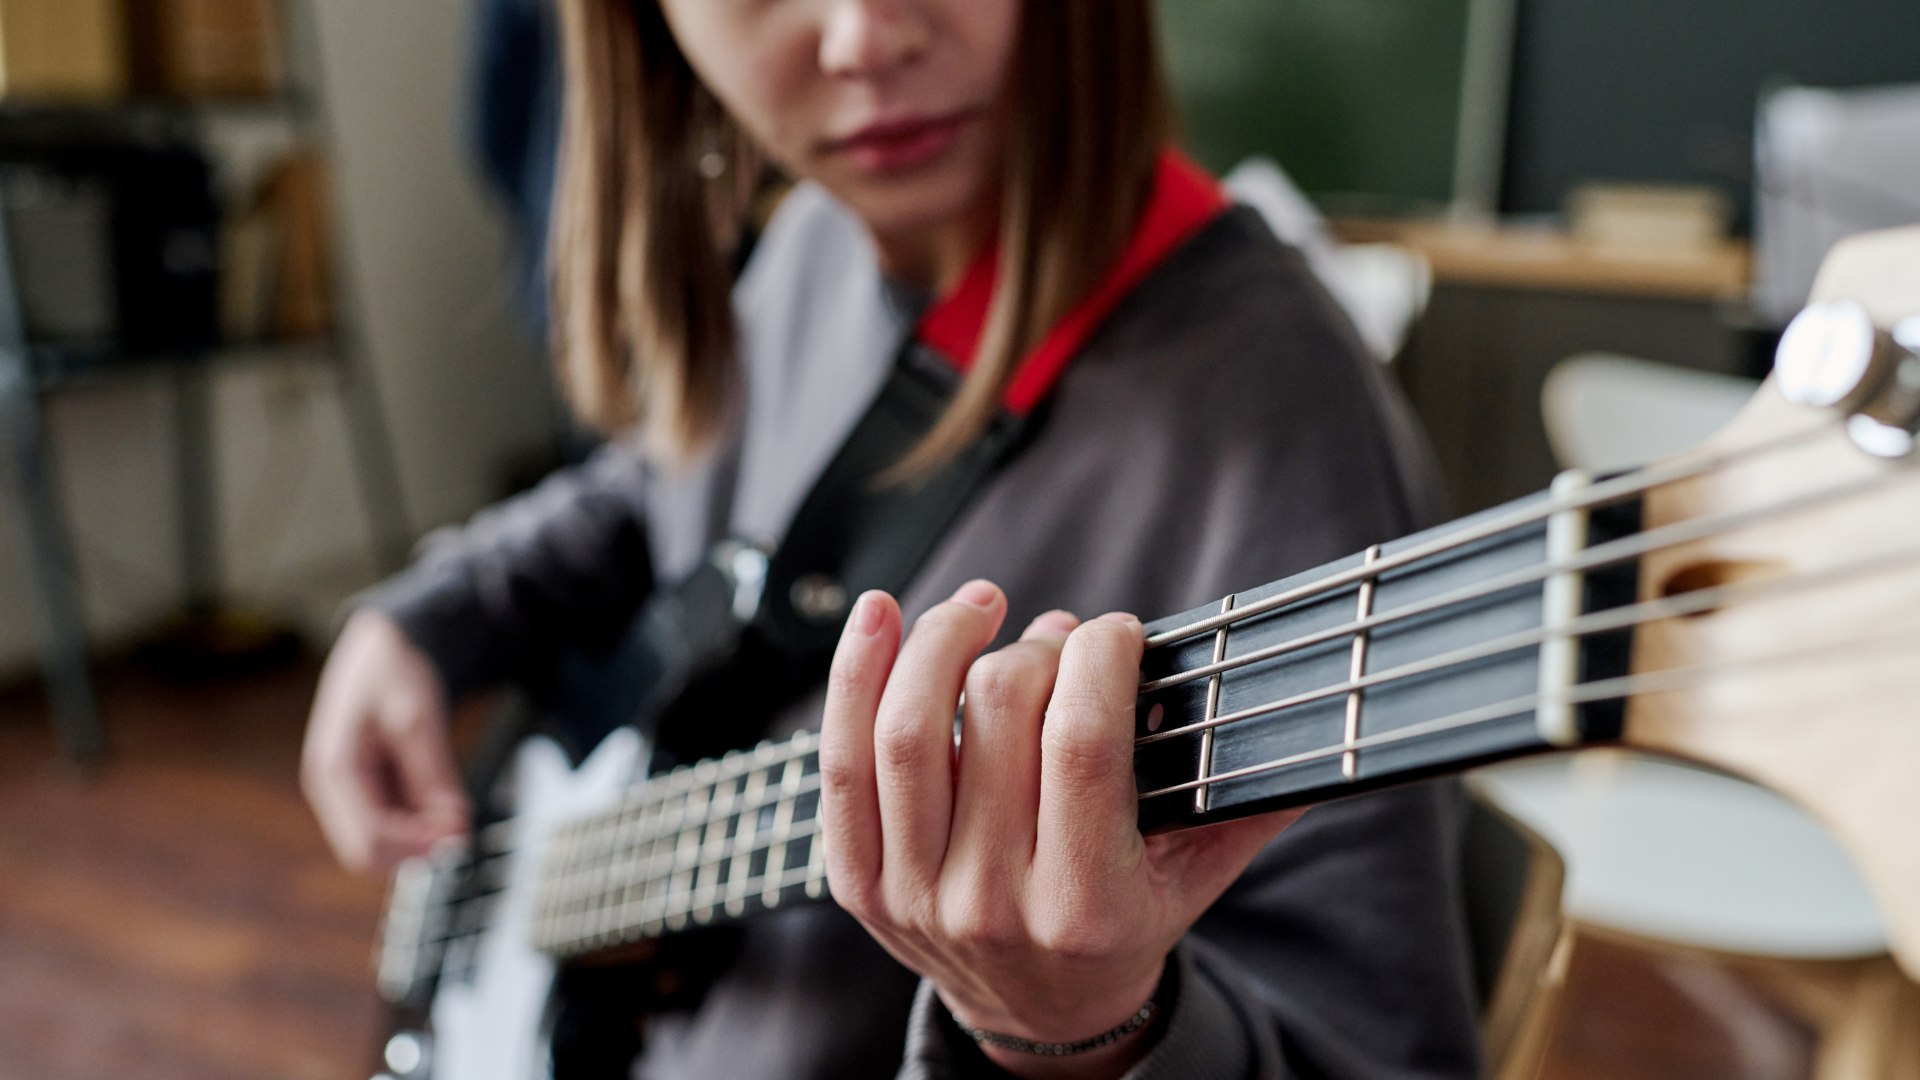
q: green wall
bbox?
[1157,0,1471,212]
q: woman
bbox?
[301,2,1479,1078]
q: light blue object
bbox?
[1542,353,1760,474]
[1474,753,1888,958]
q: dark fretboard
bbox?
[529,732,827,959]
[382,473,1647,997]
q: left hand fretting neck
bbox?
[525,478,1650,955]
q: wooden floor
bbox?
[0,659,1819,1080]
[0,660,386,1080]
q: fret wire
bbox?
[587,753,821,860]
[648,768,705,928]
[687,783,721,925]
[1136,466,1920,745]
[566,817,594,940]
[531,735,818,947]
[1194,595,1234,814]
[630,772,683,931]
[579,749,821,933]
[612,765,826,922]
[596,803,631,935]
[531,459,1896,938]
[507,733,822,875]
[539,821,580,945]
[653,775,701,931]
[691,765,744,919]
[803,819,827,900]
[608,818,827,948]
[668,820,826,931]
[540,539,1918,951]
[761,751,804,908]
[589,805,625,937]
[1138,617,1920,804]
[1144,420,1834,651]
[559,820,832,955]
[569,815,600,931]
[667,765,719,928]
[726,753,776,916]
[614,788,666,935]
[714,757,779,914]
[563,588,1920,948]
[572,812,608,932]
[1142,463,1906,696]
[1137,532,1920,753]
[679,767,732,927]
[1140,690,1543,801]
[550,823,582,946]
[598,802,634,941]
[1343,547,1381,781]
[562,817,594,943]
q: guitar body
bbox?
[421,729,644,1080]
[1626,227,1920,977]
[372,225,1920,1077]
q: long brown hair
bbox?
[552,0,1172,472]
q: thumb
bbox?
[377,679,470,835]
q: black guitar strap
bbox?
[472,341,1043,1080]
[609,339,1041,770]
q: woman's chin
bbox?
[811,147,998,250]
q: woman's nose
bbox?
[819,0,932,79]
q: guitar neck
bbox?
[1136,477,1642,831]
[531,732,829,959]
[528,475,1647,958]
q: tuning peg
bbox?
[1777,303,1920,458]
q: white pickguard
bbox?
[428,729,644,1080]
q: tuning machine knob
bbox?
[1776,301,1920,458]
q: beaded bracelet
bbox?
[953,997,1158,1057]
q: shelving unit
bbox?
[0,87,409,759]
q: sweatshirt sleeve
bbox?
[896,943,1287,1080]
[357,442,656,701]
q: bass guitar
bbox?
[369,227,1920,1080]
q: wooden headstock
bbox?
[1624,225,1920,979]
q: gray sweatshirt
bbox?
[372,183,1480,1080]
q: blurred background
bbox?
[0,0,1914,1077]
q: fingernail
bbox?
[1022,610,1079,639]
[850,591,886,635]
[1097,611,1140,625]
[952,580,998,609]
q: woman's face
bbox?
[658,0,1019,248]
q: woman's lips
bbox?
[826,111,974,173]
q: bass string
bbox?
[428,762,822,932]
[541,824,829,950]
[1139,465,1916,696]
[1145,417,1838,650]
[434,519,1917,920]
[479,596,1920,948]
[1138,536,1920,748]
[530,774,825,920]
[428,561,1920,950]
[419,420,1886,935]
[554,546,1920,927]
[1136,576,1920,802]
